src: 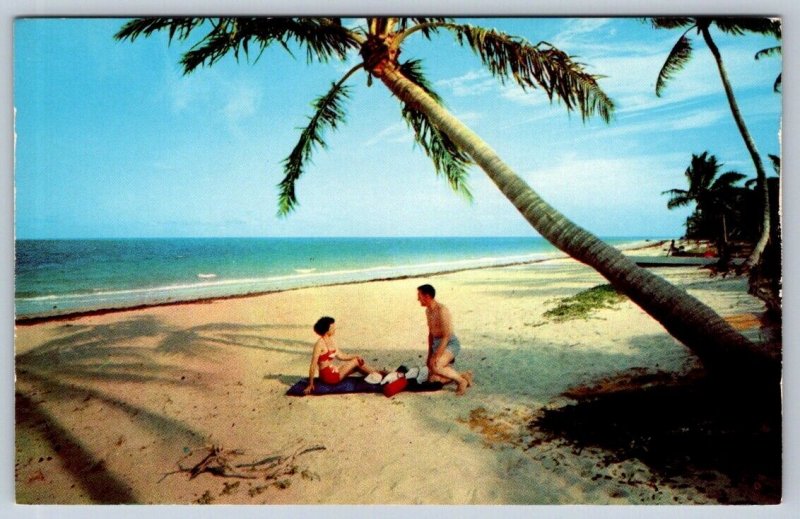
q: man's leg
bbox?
[431,349,470,395]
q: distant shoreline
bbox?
[14,239,667,325]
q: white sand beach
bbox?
[14,241,774,505]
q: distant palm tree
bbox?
[648,17,781,271]
[116,17,776,375]
[663,151,746,253]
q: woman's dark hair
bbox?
[313,316,335,336]
[417,284,436,298]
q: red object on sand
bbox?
[383,376,407,397]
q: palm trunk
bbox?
[701,27,771,271]
[379,64,778,377]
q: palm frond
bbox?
[656,34,693,96]
[690,152,721,191]
[647,17,695,30]
[754,46,783,93]
[712,171,746,190]
[114,17,207,43]
[755,45,782,60]
[662,189,692,209]
[398,60,474,200]
[768,154,781,175]
[278,80,353,215]
[398,18,450,38]
[184,18,359,73]
[713,17,781,39]
[118,17,359,74]
[444,24,614,122]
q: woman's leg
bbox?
[336,358,379,379]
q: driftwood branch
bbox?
[161,443,326,482]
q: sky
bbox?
[13,16,783,239]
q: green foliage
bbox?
[655,34,693,97]
[115,18,359,74]
[398,60,474,201]
[442,23,614,122]
[647,16,781,96]
[278,80,353,215]
[543,284,627,322]
[662,152,752,242]
[117,17,616,212]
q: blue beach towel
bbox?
[286,377,444,396]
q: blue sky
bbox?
[13,17,782,239]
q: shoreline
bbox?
[14,239,668,326]
[14,256,560,325]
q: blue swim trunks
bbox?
[432,335,461,357]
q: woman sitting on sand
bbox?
[303,316,382,395]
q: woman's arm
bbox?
[335,349,363,364]
[336,347,353,361]
[303,341,322,395]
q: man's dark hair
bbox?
[417,284,436,298]
[313,316,335,336]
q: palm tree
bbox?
[663,152,746,257]
[647,17,781,272]
[115,17,777,377]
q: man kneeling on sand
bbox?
[417,284,473,395]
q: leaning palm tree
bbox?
[663,151,746,256]
[647,17,781,272]
[115,17,777,377]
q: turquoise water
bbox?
[15,237,652,318]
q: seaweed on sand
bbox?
[543,284,627,322]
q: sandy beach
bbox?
[14,241,776,505]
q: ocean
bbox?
[14,237,651,319]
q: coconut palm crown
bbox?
[663,151,746,245]
[663,152,745,213]
[116,17,778,378]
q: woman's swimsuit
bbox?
[318,348,340,384]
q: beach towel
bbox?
[286,376,444,396]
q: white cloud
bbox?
[601,107,730,141]
[435,69,497,97]
[498,83,554,108]
[511,152,693,233]
[364,121,414,147]
[551,18,613,49]
[221,82,261,123]
[167,73,207,113]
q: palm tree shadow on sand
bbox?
[529,360,781,504]
[395,328,780,504]
[16,392,137,504]
[15,315,313,503]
